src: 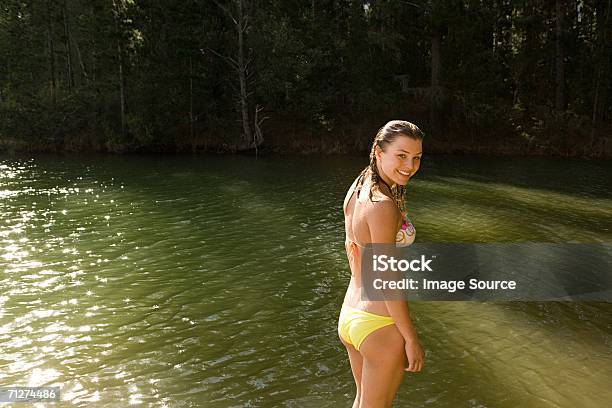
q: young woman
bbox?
[338,120,425,408]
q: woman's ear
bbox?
[374,145,382,161]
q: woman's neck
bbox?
[374,163,396,189]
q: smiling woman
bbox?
[338,120,425,408]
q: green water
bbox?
[0,154,611,407]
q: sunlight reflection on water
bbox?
[0,154,610,407]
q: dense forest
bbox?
[0,0,610,157]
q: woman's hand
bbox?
[404,338,425,372]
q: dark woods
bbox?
[0,0,610,157]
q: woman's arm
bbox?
[367,199,424,372]
[367,199,416,339]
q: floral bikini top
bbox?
[395,211,416,247]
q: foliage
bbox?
[0,0,610,156]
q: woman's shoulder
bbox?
[364,196,401,242]
[364,195,400,221]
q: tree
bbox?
[555,0,566,111]
[212,0,260,150]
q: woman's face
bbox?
[376,135,423,187]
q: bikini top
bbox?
[395,212,416,247]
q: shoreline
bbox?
[1,137,610,159]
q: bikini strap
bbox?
[356,172,365,194]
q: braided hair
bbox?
[355,120,424,213]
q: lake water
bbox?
[0,153,611,407]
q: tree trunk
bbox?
[62,0,74,91]
[90,3,97,84]
[46,0,56,105]
[237,0,252,145]
[555,0,566,111]
[73,31,88,85]
[431,28,441,87]
[117,40,126,140]
[189,56,194,142]
[212,0,260,149]
[253,105,267,158]
[112,0,126,140]
[430,26,442,135]
[591,0,611,150]
[522,0,537,113]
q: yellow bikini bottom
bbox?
[338,305,395,351]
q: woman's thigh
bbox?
[358,325,406,407]
[339,331,364,392]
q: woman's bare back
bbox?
[342,176,400,315]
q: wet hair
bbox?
[356,120,424,211]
